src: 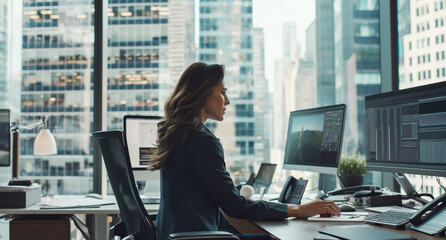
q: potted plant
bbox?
[338,153,368,188]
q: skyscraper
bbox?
[20,0,195,194]
[0,0,8,108]
[199,0,258,181]
[316,0,381,154]
[252,28,270,162]
[282,22,297,59]
[401,0,444,89]
[316,0,335,107]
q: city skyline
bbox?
[0,0,444,198]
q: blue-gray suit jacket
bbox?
[155,125,288,240]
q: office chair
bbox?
[92,130,239,240]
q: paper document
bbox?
[364,206,418,213]
[0,183,40,192]
[308,213,366,222]
[40,197,115,209]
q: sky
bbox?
[291,114,324,133]
[252,0,315,91]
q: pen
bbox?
[348,215,360,219]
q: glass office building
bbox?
[20,0,194,195]
[199,0,261,182]
[0,0,9,184]
[4,0,441,199]
[0,0,6,108]
[318,0,381,154]
[106,0,195,128]
[397,0,446,196]
[21,0,96,195]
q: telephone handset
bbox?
[278,176,308,204]
[409,193,446,235]
[327,185,381,196]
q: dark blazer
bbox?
[155,125,288,240]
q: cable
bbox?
[416,175,424,194]
[436,176,446,193]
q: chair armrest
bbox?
[169,231,239,239]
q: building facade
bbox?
[401,0,446,89]
[199,0,259,182]
[20,0,194,194]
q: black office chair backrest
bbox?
[92,130,157,240]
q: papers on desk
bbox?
[40,197,115,209]
[308,212,368,222]
[364,205,418,213]
[0,183,41,191]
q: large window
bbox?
[2,0,386,196]
[398,0,446,197]
[18,0,95,195]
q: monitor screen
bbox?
[255,163,277,185]
[0,110,10,166]
[124,115,161,197]
[124,115,161,169]
[283,104,346,175]
[365,82,446,176]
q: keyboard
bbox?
[364,210,414,227]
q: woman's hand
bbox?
[287,199,341,218]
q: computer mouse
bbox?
[339,204,356,212]
[85,193,103,200]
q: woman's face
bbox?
[202,81,230,122]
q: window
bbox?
[399,0,446,198]
[3,0,385,196]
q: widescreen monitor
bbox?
[365,82,446,177]
[283,104,346,175]
[124,115,161,197]
[0,110,10,166]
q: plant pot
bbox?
[338,175,364,188]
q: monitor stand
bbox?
[318,173,337,193]
[393,172,431,205]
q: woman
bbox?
[150,62,340,240]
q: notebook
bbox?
[319,225,416,240]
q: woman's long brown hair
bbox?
[149,62,225,170]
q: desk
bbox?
[3,196,444,240]
[229,216,444,240]
[0,195,158,240]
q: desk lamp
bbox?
[10,116,57,179]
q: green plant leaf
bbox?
[338,152,368,176]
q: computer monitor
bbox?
[0,110,10,167]
[250,163,277,193]
[365,81,446,177]
[254,163,277,185]
[124,115,161,197]
[283,104,346,175]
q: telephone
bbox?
[409,192,446,235]
[327,185,381,196]
[278,176,308,204]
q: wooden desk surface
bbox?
[251,218,444,240]
[228,214,444,240]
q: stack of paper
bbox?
[40,198,114,209]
